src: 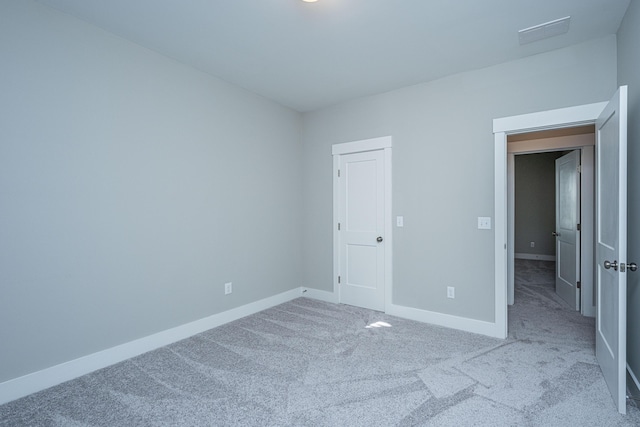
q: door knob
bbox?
[376,236,383,243]
[604,260,618,271]
[629,263,638,272]
[552,231,560,237]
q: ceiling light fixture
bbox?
[518,16,571,45]
[302,0,318,2]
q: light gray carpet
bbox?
[514,259,557,288]
[2,261,640,426]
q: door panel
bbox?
[339,150,385,311]
[346,159,378,232]
[555,150,580,310]
[345,244,377,288]
[595,86,627,414]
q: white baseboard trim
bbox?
[386,303,503,339]
[301,287,338,304]
[301,291,502,339]
[514,253,556,261]
[0,288,302,406]
[628,364,640,393]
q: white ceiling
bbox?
[36,0,630,112]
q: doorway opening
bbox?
[492,100,607,339]
[508,126,596,317]
[513,151,568,309]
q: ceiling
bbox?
[36,0,630,112]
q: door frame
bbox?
[493,102,607,338]
[332,136,393,311]
[508,143,595,317]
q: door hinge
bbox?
[338,275,341,284]
[577,223,581,231]
[577,165,582,173]
[338,223,341,231]
[338,169,341,177]
[577,281,581,289]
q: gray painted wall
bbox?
[0,0,302,383]
[617,0,640,387]
[301,36,617,323]
[0,0,630,389]
[514,152,564,257]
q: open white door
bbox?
[337,150,386,311]
[595,86,628,414]
[555,150,581,310]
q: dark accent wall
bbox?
[514,152,565,257]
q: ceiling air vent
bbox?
[518,16,571,45]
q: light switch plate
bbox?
[447,286,455,299]
[396,216,404,227]
[478,217,492,230]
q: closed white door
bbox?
[555,150,581,310]
[338,150,385,311]
[595,86,627,414]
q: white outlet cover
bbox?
[396,216,404,227]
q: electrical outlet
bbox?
[447,286,455,299]
[224,282,232,295]
[477,217,491,230]
[530,241,535,248]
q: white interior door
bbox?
[595,86,627,414]
[555,150,581,310]
[338,150,385,311]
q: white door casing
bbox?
[595,86,628,415]
[332,136,392,312]
[494,101,608,339]
[581,146,596,318]
[555,150,581,310]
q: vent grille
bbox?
[519,16,571,45]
